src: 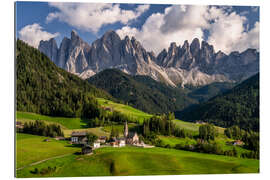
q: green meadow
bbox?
[16,111,87,129]
[173,119,225,135]
[159,135,197,147]
[63,127,109,137]
[16,133,80,169]
[97,98,152,123]
[16,145,259,177]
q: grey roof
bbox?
[71,131,87,137]
[127,132,137,138]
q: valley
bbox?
[16,28,259,177]
[16,135,259,178]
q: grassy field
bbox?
[158,135,251,157]
[63,127,109,137]
[16,133,80,169]
[16,111,87,129]
[97,98,152,123]
[173,119,225,135]
[16,146,259,177]
[159,135,197,147]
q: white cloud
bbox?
[207,6,259,53]
[136,4,150,14]
[46,3,150,33]
[117,5,208,54]
[18,23,59,48]
[116,5,259,54]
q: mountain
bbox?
[39,30,259,87]
[177,73,259,131]
[187,82,236,103]
[17,39,112,117]
[39,30,91,75]
[87,69,197,114]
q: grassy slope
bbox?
[16,133,80,169]
[63,128,109,137]
[158,136,251,156]
[16,112,109,137]
[17,110,224,138]
[97,98,152,123]
[16,111,87,129]
[173,119,225,135]
[158,136,197,147]
[17,146,259,177]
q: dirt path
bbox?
[16,153,72,171]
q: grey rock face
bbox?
[155,38,259,84]
[38,30,259,87]
[39,30,91,74]
[38,38,58,64]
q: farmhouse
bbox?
[233,140,244,146]
[93,142,100,148]
[16,121,24,129]
[119,138,126,147]
[110,138,126,147]
[97,136,107,143]
[101,106,114,112]
[71,131,87,144]
[196,121,206,125]
[81,144,92,155]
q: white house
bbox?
[119,139,126,147]
[93,142,100,148]
[71,132,87,144]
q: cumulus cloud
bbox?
[18,23,59,48]
[117,5,207,54]
[206,6,259,53]
[116,5,259,54]
[46,3,150,33]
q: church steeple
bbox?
[124,121,128,138]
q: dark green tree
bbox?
[86,132,98,145]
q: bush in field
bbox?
[30,166,57,175]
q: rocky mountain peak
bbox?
[38,30,259,88]
[168,42,178,55]
[182,40,189,50]
[71,30,78,38]
[201,41,214,53]
[124,35,130,42]
[102,30,121,43]
[190,38,200,56]
[38,38,58,64]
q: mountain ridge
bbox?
[38,30,259,87]
[87,68,197,114]
[177,73,259,131]
[17,39,113,118]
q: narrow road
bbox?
[16,153,72,171]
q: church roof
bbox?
[127,132,137,138]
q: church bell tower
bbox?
[124,121,128,138]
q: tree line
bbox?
[20,120,64,137]
[142,112,193,139]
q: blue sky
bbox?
[16,1,259,54]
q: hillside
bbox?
[16,39,112,118]
[16,145,259,177]
[179,73,259,131]
[187,82,235,102]
[87,69,197,114]
[39,30,259,87]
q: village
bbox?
[70,122,154,154]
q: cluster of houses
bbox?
[71,122,153,154]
